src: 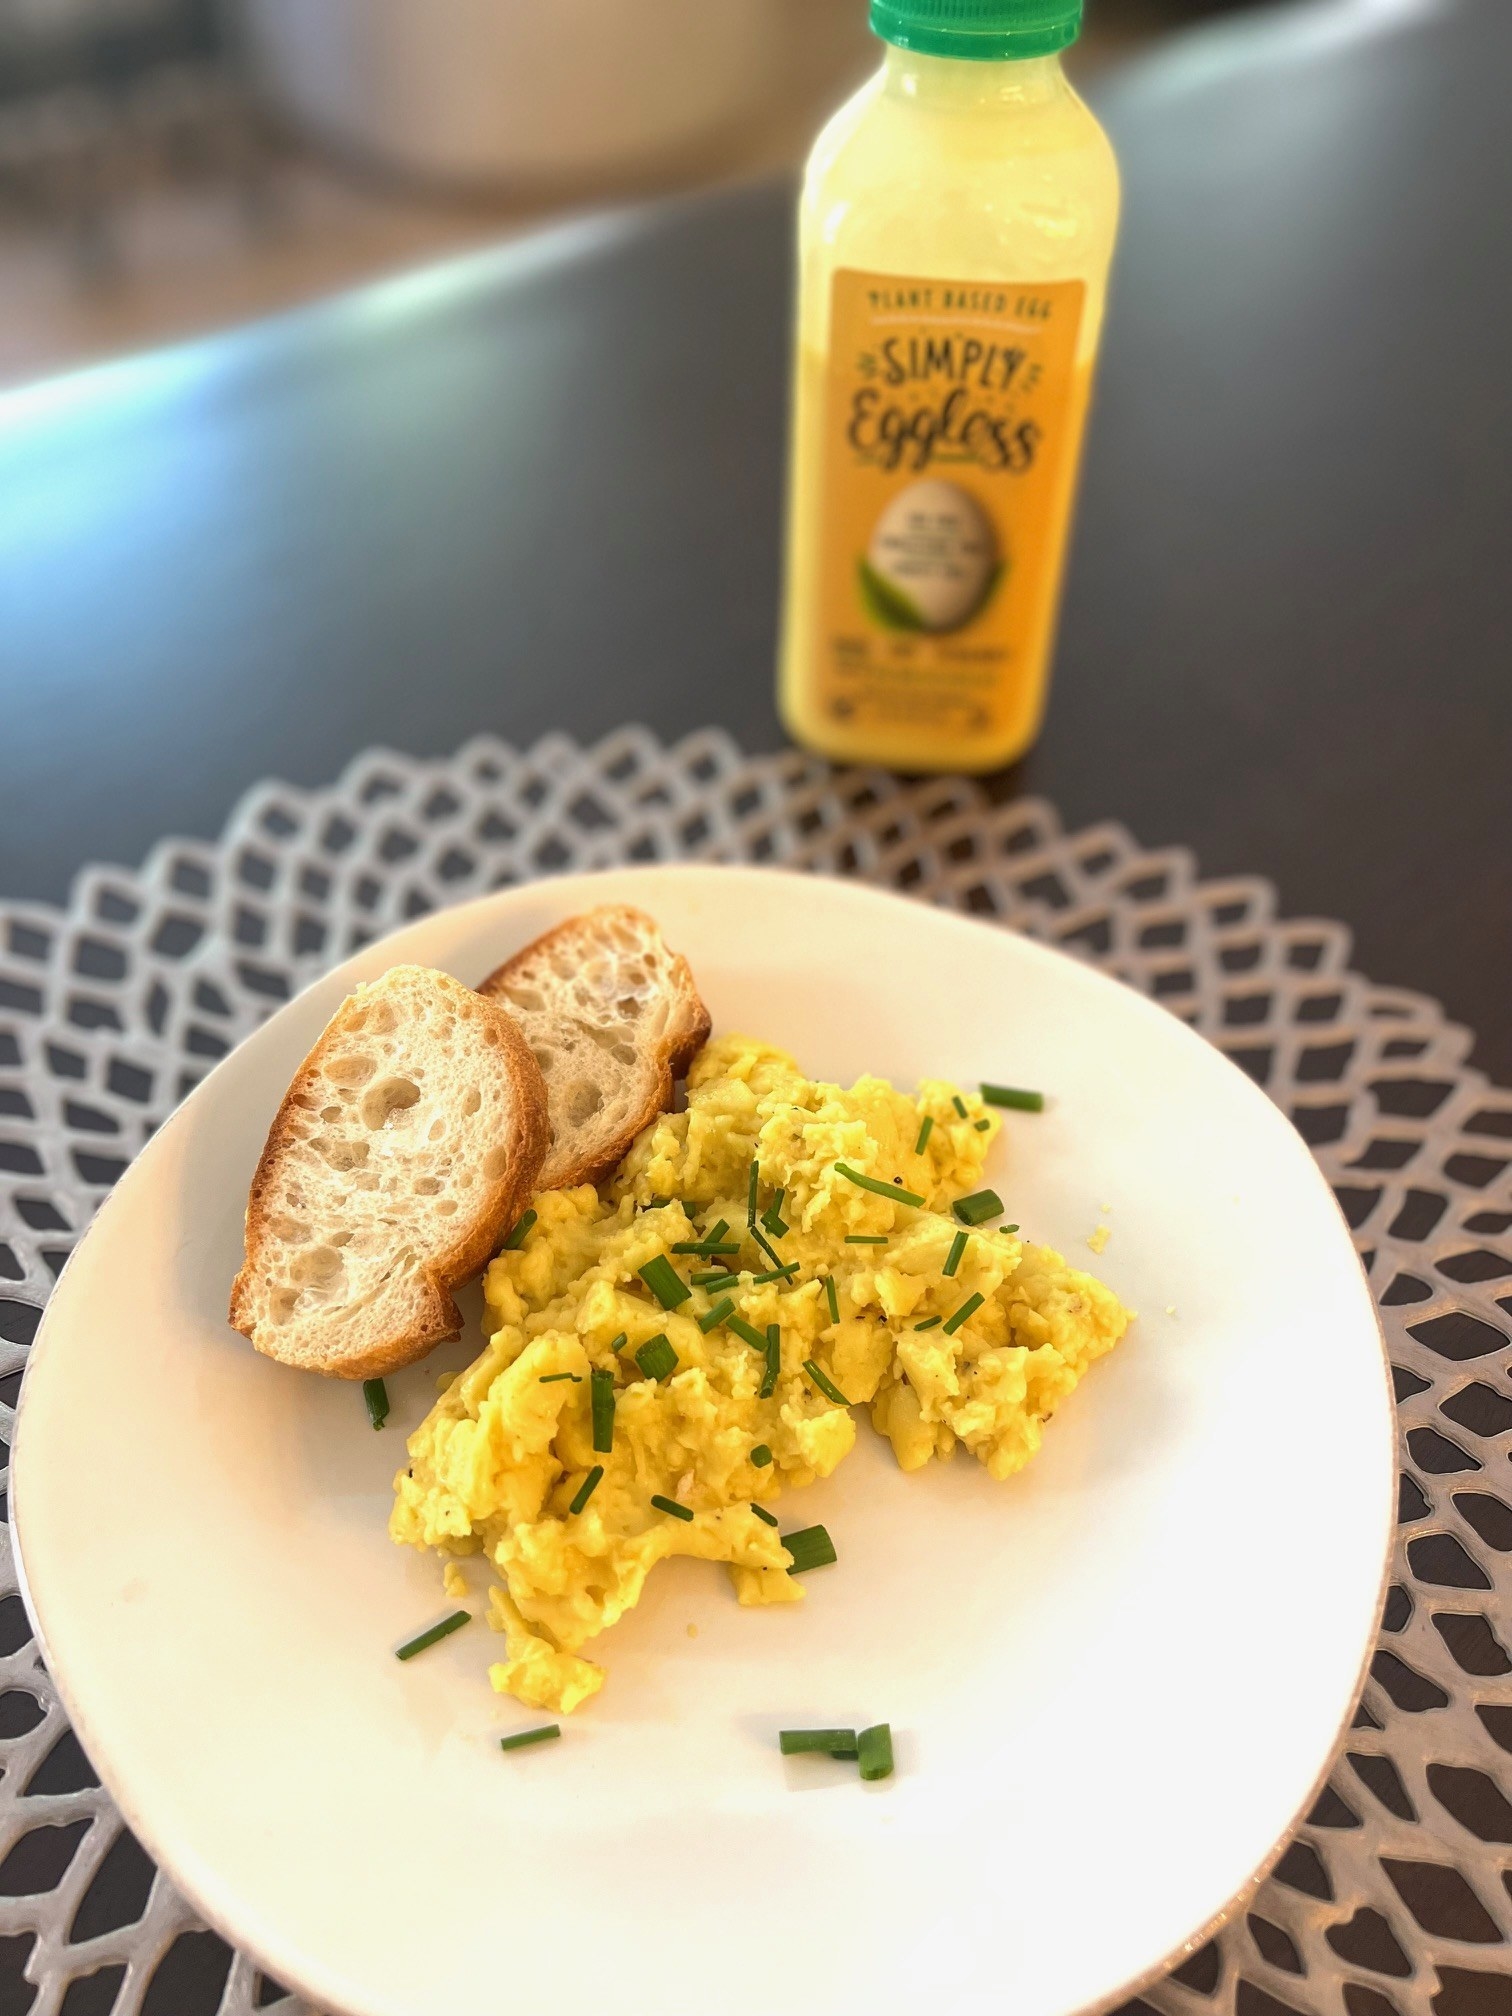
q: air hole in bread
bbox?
[414,1176,440,1196]
[269,1214,310,1244]
[436,1198,458,1215]
[316,1135,369,1172]
[320,1105,342,1122]
[462,1089,482,1117]
[566,1079,603,1125]
[482,1146,512,1180]
[428,1119,445,1142]
[290,1244,345,1291]
[361,1076,421,1129]
[506,987,546,1012]
[532,1048,555,1074]
[366,1002,397,1035]
[324,1053,375,1088]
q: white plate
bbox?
[12,866,1393,2016]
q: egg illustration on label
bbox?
[860,478,1001,634]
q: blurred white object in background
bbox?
[239,0,781,191]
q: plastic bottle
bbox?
[778,0,1120,772]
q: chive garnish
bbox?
[608,1331,629,1353]
[692,1268,738,1285]
[782,1524,837,1574]
[913,1316,941,1331]
[975,1118,991,1132]
[751,1223,785,1271]
[703,1218,730,1248]
[835,1162,924,1208]
[699,1273,742,1296]
[363,1378,389,1430]
[698,1296,736,1333]
[751,1503,779,1527]
[639,1255,691,1308]
[915,1114,934,1154]
[761,1324,781,1400]
[725,1312,770,1354]
[982,1084,1045,1112]
[780,1728,858,1758]
[751,1261,800,1285]
[953,1189,1004,1227]
[751,1444,773,1467]
[761,1185,786,1226]
[590,1367,615,1452]
[569,1465,604,1515]
[651,1493,695,1523]
[646,1196,671,1209]
[502,1209,537,1251]
[395,1610,470,1661]
[942,1230,969,1277]
[824,1275,840,1324]
[673,1241,741,1256]
[857,1723,894,1781]
[943,1292,985,1336]
[952,1094,968,1119]
[635,1335,679,1382]
[802,1360,850,1406]
[747,1159,759,1227]
[499,1724,560,1753]
[845,1235,888,1246]
[538,1372,581,1384]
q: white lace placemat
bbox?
[1,728,1508,2016]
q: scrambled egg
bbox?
[390,1035,1131,1713]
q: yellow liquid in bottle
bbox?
[778,45,1120,772]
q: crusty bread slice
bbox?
[229,964,549,1379]
[478,906,711,1190]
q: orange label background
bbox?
[816,270,1087,744]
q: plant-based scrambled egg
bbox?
[390,1035,1131,1713]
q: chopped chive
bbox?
[691,1267,737,1285]
[780,1728,858,1758]
[953,1189,1005,1227]
[975,1118,991,1132]
[942,1230,969,1277]
[608,1331,629,1353]
[751,1502,779,1527]
[673,1240,741,1255]
[943,1292,985,1336]
[697,1273,741,1295]
[857,1723,894,1781]
[725,1312,770,1354]
[651,1493,695,1522]
[363,1378,389,1430]
[499,1723,560,1753]
[952,1094,968,1120]
[538,1372,581,1384]
[698,1296,736,1333]
[501,1209,537,1251]
[646,1196,672,1209]
[751,1261,800,1285]
[835,1162,924,1208]
[845,1235,889,1246]
[761,1324,781,1399]
[639,1255,691,1309]
[982,1084,1045,1112]
[913,1316,941,1331]
[591,1367,615,1452]
[750,1223,785,1271]
[803,1359,850,1406]
[747,1159,759,1227]
[751,1443,773,1467]
[914,1114,935,1154]
[782,1524,837,1574]
[760,1187,788,1237]
[703,1218,730,1248]
[395,1610,470,1661]
[635,1335,679,1382]
[569,1465,604,1515]
[824,1275,840,1324]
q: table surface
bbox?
[2,0,1509,1109]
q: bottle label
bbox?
[814,269,1087,746]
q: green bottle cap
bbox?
[870,0,1083,60]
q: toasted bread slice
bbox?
[478,906,711,1190]
[229,964,549,1379]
